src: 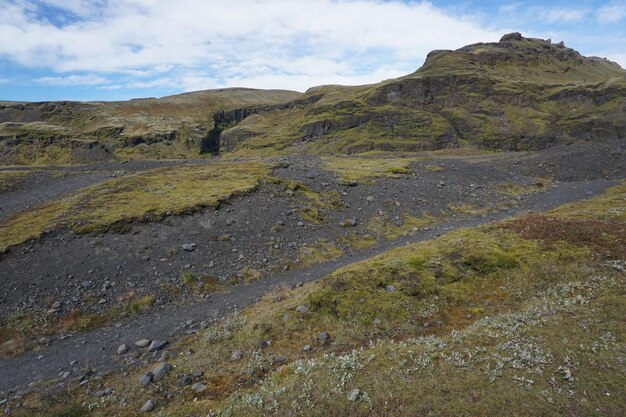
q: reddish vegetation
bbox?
[504,215,625,258]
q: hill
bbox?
[1,33,624,164]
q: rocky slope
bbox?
[1,33,624,164]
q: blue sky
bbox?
[0,0,624,102]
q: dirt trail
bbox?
[0,177,615,394]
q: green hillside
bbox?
[1,33,624,164]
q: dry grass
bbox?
[322,156,422,183]
[0,161,269,252]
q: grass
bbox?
[497,178,550,196]
[13,182,626,416]
[0,169,32,191]
[423,164,445,172]
[0,161,269,253]
[0,293,157,357]
[365,212,436,241]
[297,239,344,268]
[322,156,422,184]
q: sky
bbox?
[0,0,624,102]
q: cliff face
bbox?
[244,33,624,155]
[1,34,624,164]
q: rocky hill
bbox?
[1,33,624,164]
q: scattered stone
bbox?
[61,371,70,379]
[301,345,312,352]
[192,370,204,378]
[347,388,361,402]
[139,373,153,386]
[158,351,174,362]
[340,218,357,227]
[295,305,308,313]
[230,350,243,361]
[297,221,305,227]
[257,340,268,349]
[140,399,156,412]
[319,332,330,341]
[176,375,192,387]
[191,383,207,393]
[50,301,61,309]
[385,285,396,292]
[152,363,172,382]
[117,344,128,355]
[135,339,151,348]
[182,244,195,252]
[148,340,168,352]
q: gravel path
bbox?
[0,177,615,394]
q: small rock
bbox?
[182,244,195,252]
[347,388,360,402]
[117,344,128,355]
[158,351,174,362]
[192,370,204,378]
[230,350,243,361]
[148,340,167,352]
[140,399,156,412]
[191,383,207,393]
[385,285,396,292]
[301,345,312,352]
[135,339,151,348]
[152,363,171,382]
[340,218,357,227]
[297,221,305,227]
[139,373,153,386]
[176,375,192,387]
[295,305,308,313]
[319,332,330,341]
[257,340,268,349]
[51,301,61,309]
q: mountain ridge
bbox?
[1,33,624,164]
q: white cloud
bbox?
[535,7,588,24]
[0,0,505,92]
[35,74,108,86]
[597,2,626,24]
